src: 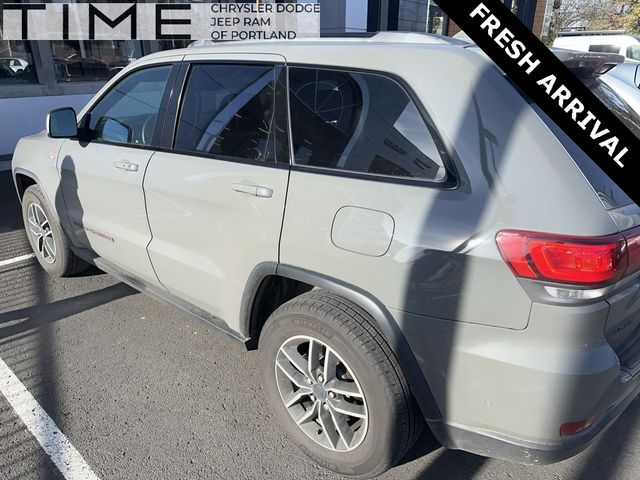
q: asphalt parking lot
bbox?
[1,169,640,480]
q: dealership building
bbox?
[0,0,551,164]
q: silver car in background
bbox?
[602,62,640,116]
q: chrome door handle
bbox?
[231,183,273,198]
[255,186,274,198]
[113,161,139,172]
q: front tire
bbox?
[22,184,88,277]
[259,291,423,478]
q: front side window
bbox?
[173,64,289,164]
[87,65,171,146]
[288,67,447,182]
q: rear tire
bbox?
[22,184,89,277]
[259,290,423,478]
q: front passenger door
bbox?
[58,64,173,286]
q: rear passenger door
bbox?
[279,66,458,317]
[144,56,290,328]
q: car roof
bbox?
[139,32,469,63]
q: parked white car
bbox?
[553,31,640,61]
[0,57,29,73]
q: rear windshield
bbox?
[531,77,639,210]
[469,45,638,209]
[546,118,633,209]
[588,79,640,137]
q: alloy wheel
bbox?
[275,335,368,452]
[27,203,56,264]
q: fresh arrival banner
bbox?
[435,0,640,204]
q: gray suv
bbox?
[11,33,640,478]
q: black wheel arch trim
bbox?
[13,166,78,246]
[241,262,443,422]
[12,167,42,204]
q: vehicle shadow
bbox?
[397,428,488,479]
[0,281,136,331]
[396,61,520,479]
[0,167,135,478]
[0,261,136,479]
[570,398,640,480]
[56,155,91,250]
[0,171,24,234]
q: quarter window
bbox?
[288,67,447,182]
[87,65,171,146]
[174,64,289,163]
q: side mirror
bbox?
[100,118,131,144]
[47,107,78,138]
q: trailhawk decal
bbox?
[84,225,115,243]
[435,0,640,204]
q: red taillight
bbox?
[496,230,627,285]
[560,416,597,436]
[624,230,640,276]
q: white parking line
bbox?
[0,253,35,268]
[0,357,101,480]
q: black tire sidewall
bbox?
[22,186,68,277]
[260,307,402,478]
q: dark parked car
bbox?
[54,57,111,82]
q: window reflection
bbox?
[289,67,447,182]
[590,80,640,139]
[0,41,37,84]
[88,66,171,146]
[51,40,142,82]
[627,46,640,61]
[174,64,289,163]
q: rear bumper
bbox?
[428,378,640,464]
[392,303,640,464]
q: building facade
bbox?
[0,0,551,160]
[365,0,549,37]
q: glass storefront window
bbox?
[398,0,428,32]
[0,41,37,85]
[426,1,446,35]
[51,40,142,82]
[155,40,191,52]
[397,1,446,35]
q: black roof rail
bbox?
[557,30,627,37]
[319,32,377,38]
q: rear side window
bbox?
[174,64,289,163]
[288,67,447,182]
